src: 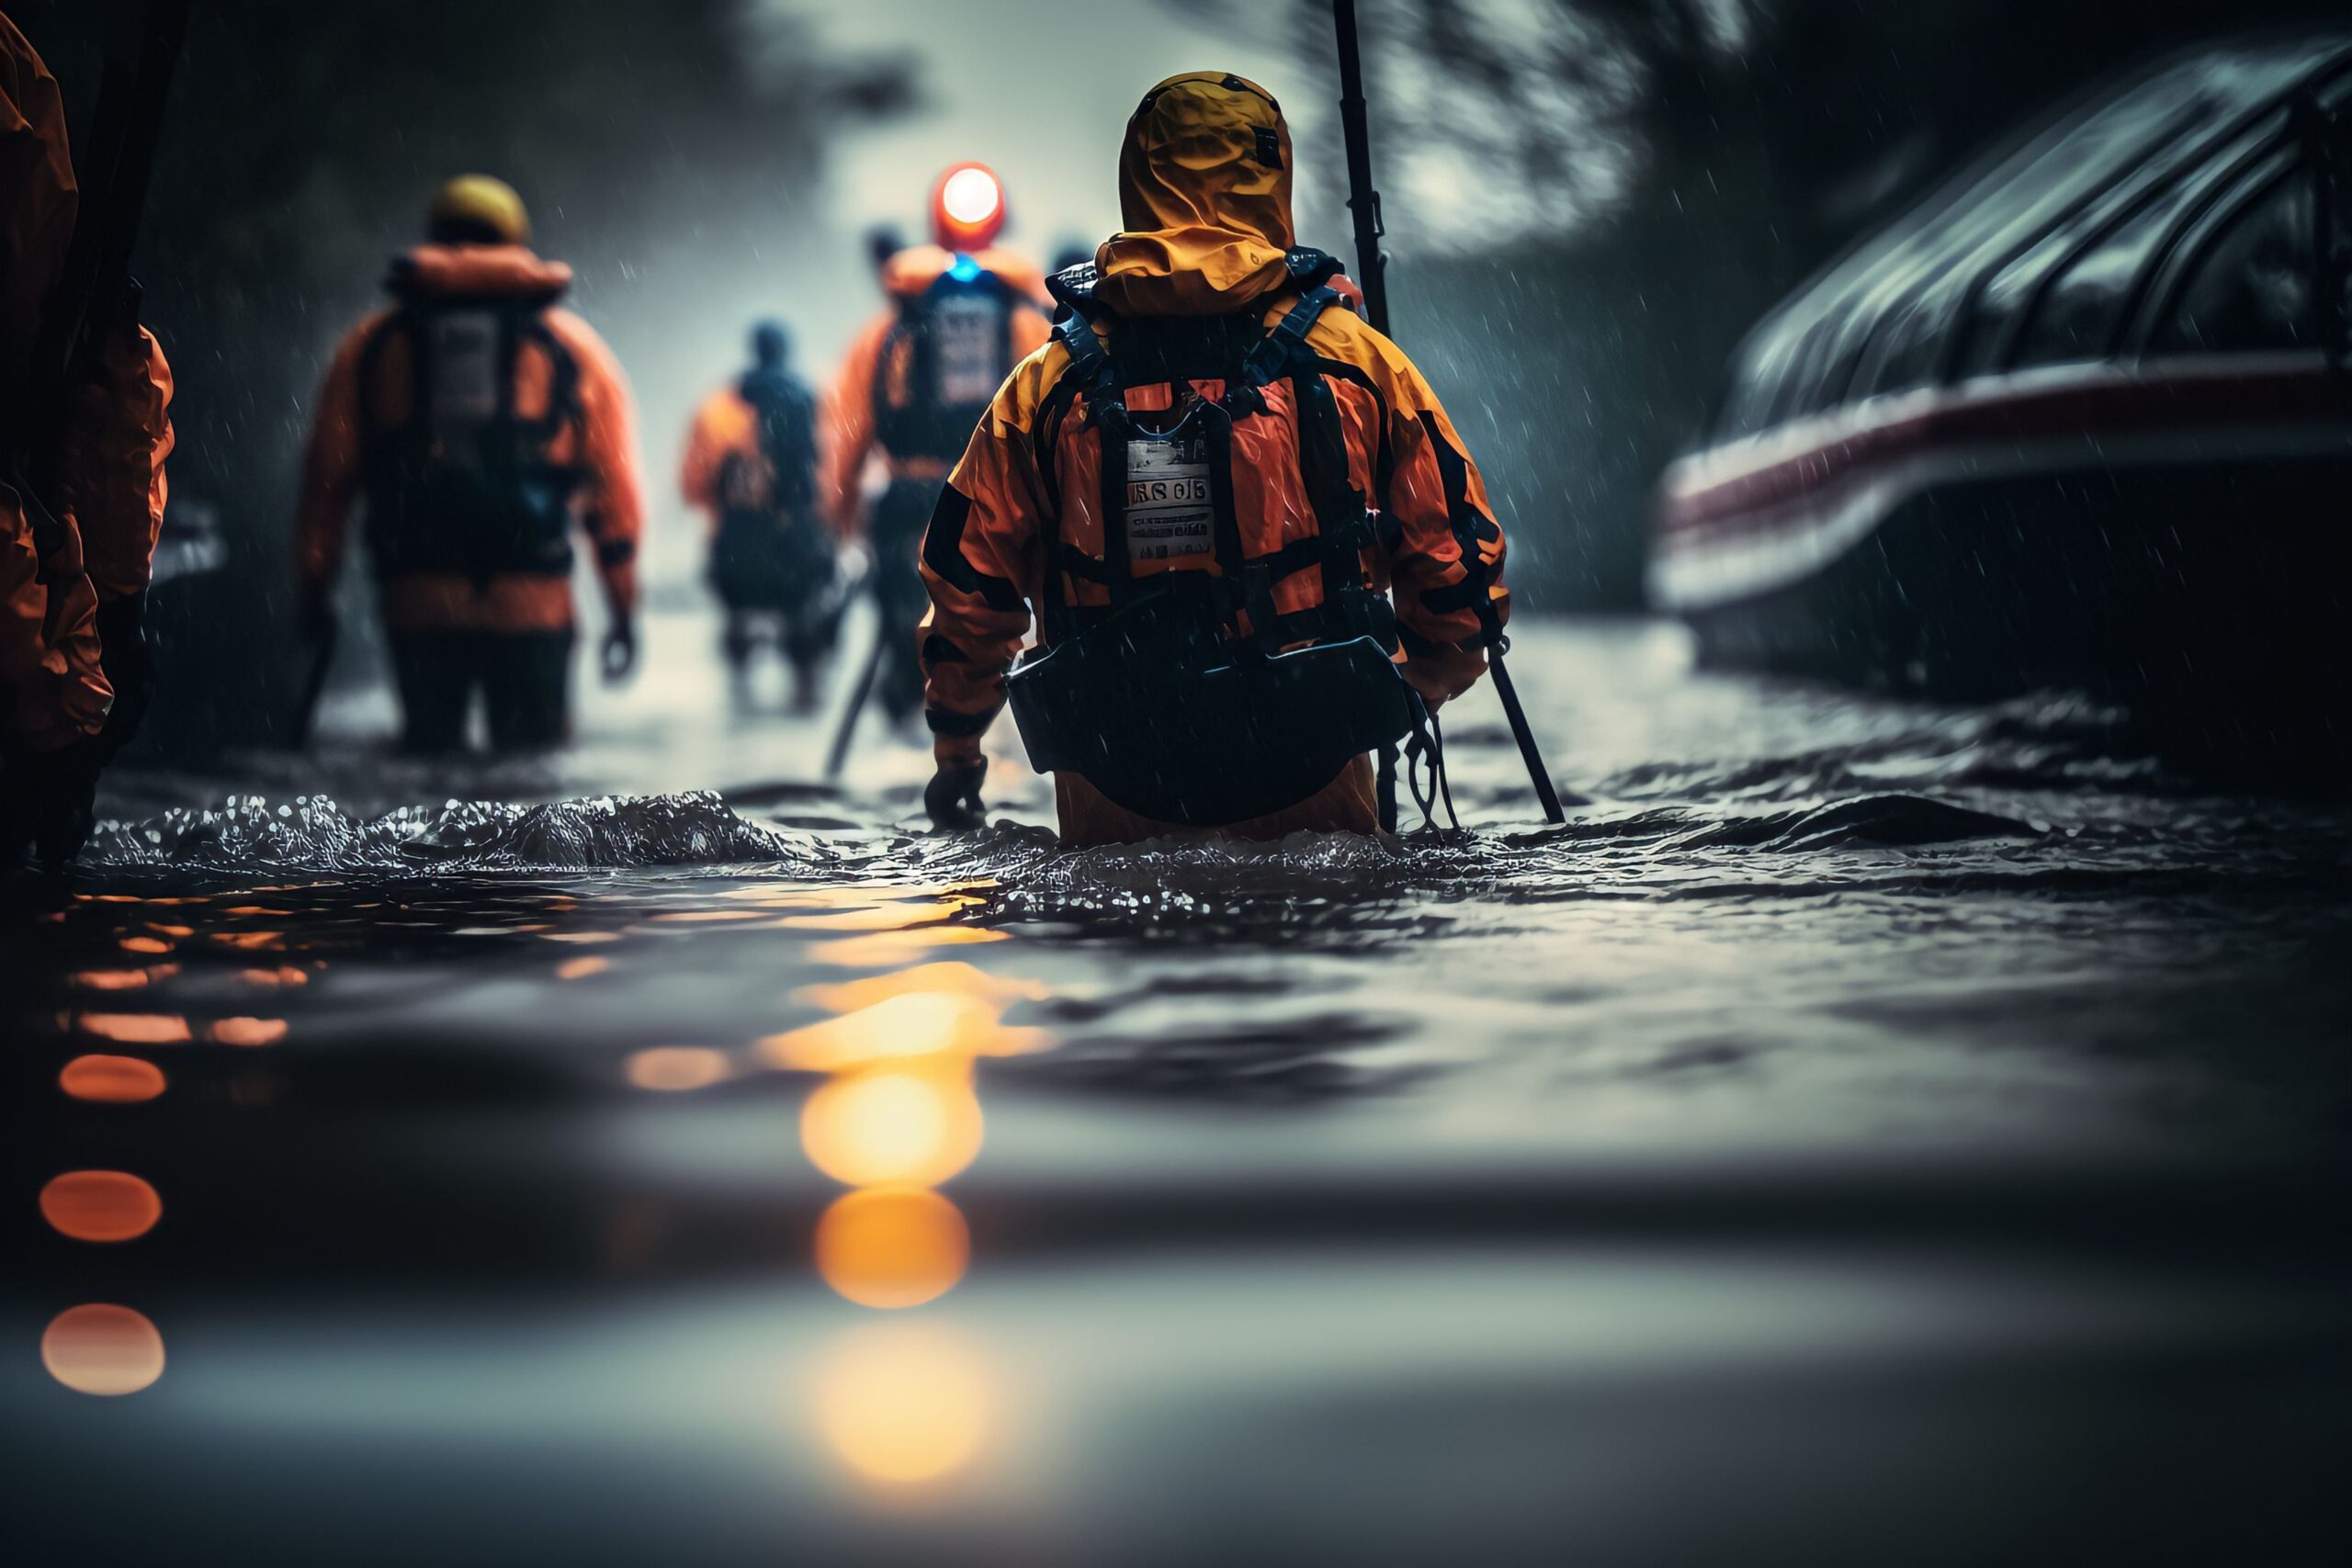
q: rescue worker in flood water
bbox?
[823,164,1051,734]
[681,320,844,711]
[295,175,644,754]
[916,73,1510,845]
[1,16,175,872]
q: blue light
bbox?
[948,254,982,283]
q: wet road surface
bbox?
[6,613,2348,1564]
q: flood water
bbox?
[6,610,2348,1564]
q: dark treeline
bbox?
[1265,0,2347,605]
[13,0,908,752]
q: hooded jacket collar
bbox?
[1094,72,1296,318]
[388,243,572,302]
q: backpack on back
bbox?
[872,263,1021,465]
[358,292,584,584]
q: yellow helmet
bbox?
[427,174,530,245]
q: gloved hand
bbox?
[600,615,639,684]
[93,592,153,764]
[2,743,101,875]
[923,758,988,832]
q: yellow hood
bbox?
[1095,72,1295,318]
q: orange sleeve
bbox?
[0,481,108,751]
[294,312,385,596]
[548,310,644,619]
[1329,320,1510,706]
[916,345,1061,766]
[821,313,891,539]
[56,324,173,604]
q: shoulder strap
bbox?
[1056,306,1114,393]
[1047,259,1100,315]
[1236,287,1379,615]
[353,301,427,455]
[511,306,582,453]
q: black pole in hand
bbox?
[1330,0,1566,825]
[825,589,889,780]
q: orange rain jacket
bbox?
[820,244,1052,538]
[296,245,643,634]
[917,73,1510,844]
[1,17,174,755]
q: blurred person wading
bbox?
[681,319,844,712]
[824,163,1051,732]
[295,175,645,754]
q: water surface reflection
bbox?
[4,623,2346,1561]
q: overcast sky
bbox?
[627,2,1340,581]
[802,0,1317,277]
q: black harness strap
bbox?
[1238,287,1384,631]
[355,289,588,583]
[1092,397,1136,604]
[1043,311,1116,639]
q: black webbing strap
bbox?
[1403,694,1459,833]
[1196,400,1256,643]
[1057,310,1112,386]
[1094,398,1136,604]
[1243,286,1340,389]
[514,309,582,453]
[1042,310,1116,640]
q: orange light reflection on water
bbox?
[624,1046,731,1092]
[41,1305,164,1396]
[208,1017,288,1047]
[801,1064,985,1189]
[71,966,177,991]
[807,926,1009,969]
[76,1013,192,1045]
[760,990,1048,1075]
[816,1187,971,1308]
[814,1321,991,1485]
[797,960,1050,1016]
[40,1170,163,1243]
[59,1055,167,1103]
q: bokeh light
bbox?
[813,1321,991,1485]
[208,1017,288,1046]
[800,1064,983,1188]
[941,165,1002,226]
[41,1304,165,1396]
[59,1055,168,1103]
[624,1046,732,1092]
[40,1170,164,1243]
[76,1013,191,1044]
[760,990,1045,1074]
[816,1187,971,1309]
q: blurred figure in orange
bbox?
[0,16,175,871]
[680,320,843,711]
[823,165,1050,732]
[295,175,644,754]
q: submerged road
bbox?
[6,613,2347,1563]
